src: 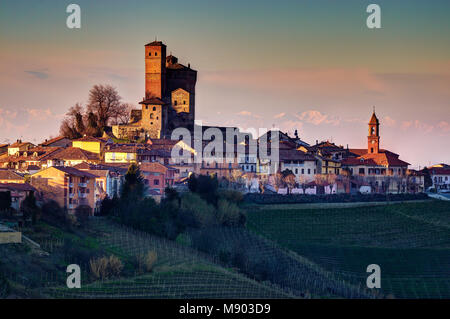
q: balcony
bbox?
[78,193,87,199]
[78,182,87,188]
[69,193,75,198]
[68,204,75,209]
[69,183,74,188]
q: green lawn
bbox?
[247,201,450,298]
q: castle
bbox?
[112,41,197,140]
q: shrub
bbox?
[216,199,243,226]
[136,251,158,273]
[41,200,71,228]
[179,193,216,228]
[75,205,91,226]
[218,189,244,204]
[90,255,123,280]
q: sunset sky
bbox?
[0,0,449,168]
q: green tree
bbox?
[21,192,40,225]
[121,163,145,202]
[422,167,433,190]
[0,191,11,211]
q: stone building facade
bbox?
[113,41,197,140]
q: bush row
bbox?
[244,192,429,205]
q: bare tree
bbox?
[87,84,128,127]
[59,103,84,139]
[111,103,135,125]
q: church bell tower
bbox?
[368,109,380,154]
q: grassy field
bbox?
[247,201,450,298]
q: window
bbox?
[295,168,298,174]
[183,100,186,105]
[370,147,374,153]
[153,107,156,111]
[145,105,148,110]
[155,52,157,56]
[308,169,311,174]
[359,168,365,175]
[149,52,151,56]
[150,113,154,119]
[154,179,159,185]
[302,169,304,174]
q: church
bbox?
[112,40,197,140]
[341,111,410,193]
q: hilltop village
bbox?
[0,41,448,217]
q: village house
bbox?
[0,169,25,184]
[0,182,36,212]
[46,147,100,167]
[7,140,34,156]
[0,146,61,170]
[140,162,177,198]
[279,149,318,183]
[31,166,97,215]
[72,135,111,158]
[74,162,126,210]
[40,136,72,148]
[428,164,450,191]
[0,144,8,156]
[104,144,142,164]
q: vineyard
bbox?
[247,201,450,298]
[41,219,295,299]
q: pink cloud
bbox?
[295,110,340,126]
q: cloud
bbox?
[383,116,396,127]
[294,110,340,126]
[25,69,49,79]
[438,121,450,133]
[274,112,286,119]
[401,119,434,133]
[0,107,63,144]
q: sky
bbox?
[0,0,449,168]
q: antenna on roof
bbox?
[373,105,376,113]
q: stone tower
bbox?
[368,110,380,154]
[145,41,166,99]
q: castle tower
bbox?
[368,110,380,154]
[145,41,166,99]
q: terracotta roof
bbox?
[0,144,9,149]
[105,144,146,153]
[139,97,167,105]
[48,166,98,178]
[0,182,36,192]
[50,147,99,161]
[0,169,24,181]
[342,152,409,167]
[9,141,33,148]
[73,136,104,142]
[279,149,317,162]
[429,167,450,175]
[140,162,169,173]
[40,136,69,146]
[0,147,62,163]
[348,148,399,157]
